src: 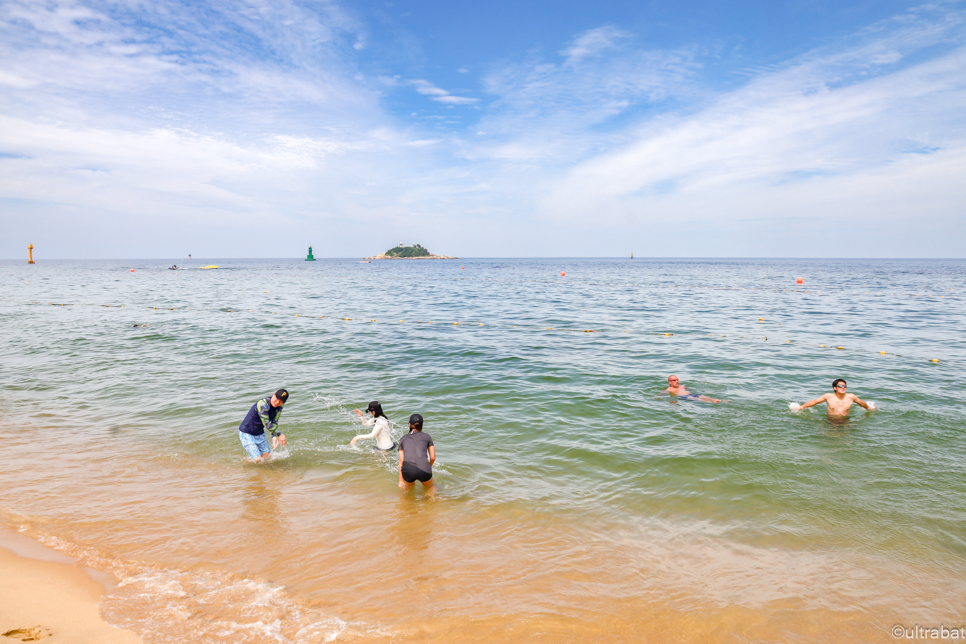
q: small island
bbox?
[364,243,457,260]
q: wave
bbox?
[17,526,390,644]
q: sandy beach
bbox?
[0,527,141,644]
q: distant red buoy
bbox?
[560,272,566,277]
[130,268,135,272]
[461,267,464,269]
[796,277,803,284]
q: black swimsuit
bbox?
[401,461,433,482]
[399,431,434,482]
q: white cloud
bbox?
[411,79,450,96]
[535,38,966,229]
[410,79,479,104]
[560,25,631,63]
[1,0,964,258]
[432,95,479,105]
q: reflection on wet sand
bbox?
[240,469,284,540]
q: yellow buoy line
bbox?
[203,272,962,300]
[0,298,948,365]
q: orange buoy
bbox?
[560,272,565,277]
[796,277,803,284]
[130,268,135,272]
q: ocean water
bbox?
[1,257,964,643]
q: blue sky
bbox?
[1,0,964,258]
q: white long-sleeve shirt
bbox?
[353,416,394,450]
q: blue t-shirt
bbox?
[238,398,281,436]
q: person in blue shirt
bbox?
[238,389,289,462]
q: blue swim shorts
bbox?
[239,431,271,459]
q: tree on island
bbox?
[385,243,431,258]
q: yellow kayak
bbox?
[199,265,219,269]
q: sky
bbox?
[1,0,964,259]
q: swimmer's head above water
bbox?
[270,388,289,407]
[832,379,847,391]
[366,401,386,418]
[409,413,423,432]
[667,375,685,391]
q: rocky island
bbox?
[364,243,457,260]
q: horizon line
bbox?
[2,256,965,262]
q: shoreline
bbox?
[0,526,142,644]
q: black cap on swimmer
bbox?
[409,413,423,429]
[366,401,385,417]
[275,388,289,403]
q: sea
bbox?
[1,257,964,643]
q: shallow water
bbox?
[1,257,964,643]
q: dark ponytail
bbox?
[366,401,387,419]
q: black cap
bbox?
[409,413,423,426]
[366,401,381,412]
[275,388,289,403]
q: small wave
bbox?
[310,393,346,412]
[20,526,388,644]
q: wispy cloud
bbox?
[532,8,966,235]
[1,0,964,257]
[410,79,479,104]
[560,25,631,63]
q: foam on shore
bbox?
[9,525,390,644]
[0,526,142,644]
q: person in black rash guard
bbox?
[398,413,435,493]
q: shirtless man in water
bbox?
[663,375,723,403]
[796,379,875,416]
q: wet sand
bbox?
[0,528,141,644]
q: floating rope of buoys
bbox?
[0,296,957,365]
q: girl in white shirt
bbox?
[351,401,396,451]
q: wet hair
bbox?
[832,379,847,390]
[366,401,386,418]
